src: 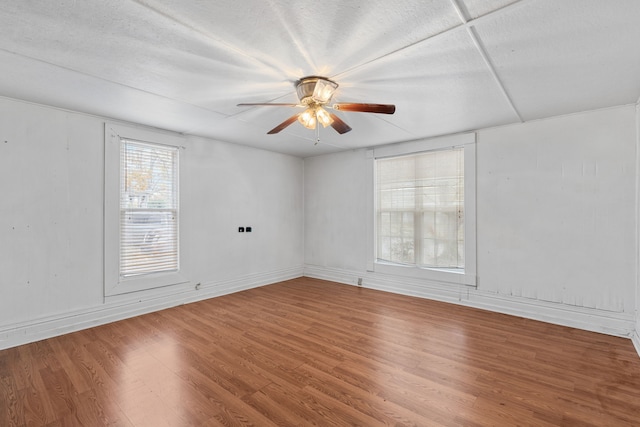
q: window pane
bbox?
[120,140,179,277]
[120,210,177,276]
[376,148,464,269]
[377,211,414,264]
[121,141,177,210]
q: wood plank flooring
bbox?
[1,277,640,426]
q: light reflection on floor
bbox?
[116,332,188,426]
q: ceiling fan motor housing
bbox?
[296,76,338,105]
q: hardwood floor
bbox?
[1,277,640,426]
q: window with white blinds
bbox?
[376,147,464,269]
[120,139,179,278]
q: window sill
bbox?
[105,270,190,297]
[374,261,476,286]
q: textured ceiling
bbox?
[1,0,639,157]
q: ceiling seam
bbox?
[130,0,284,80]
[331,25,463,81]
[466,26,523,123]
[450,0,524,123]
[0,46,233,120]
[127,0,310,118]
[332,0,531,81]
[1,42,300,124]
[450,0,472,23]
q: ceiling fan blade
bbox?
[332,103,396,114]
[237,103,300,107]
[329,114,352,134]
[267,113,300,134]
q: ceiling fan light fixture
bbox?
[239,75,394,136]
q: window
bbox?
[120,140,178,277]
[369,133,476,286]
[376,148,464,269]
[104,123,188,296]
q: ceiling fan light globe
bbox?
[316,107,334,128]
[312,78,338,103]
[295,76,338,104]
[298,108,317,129]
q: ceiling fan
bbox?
[237,76,395,135]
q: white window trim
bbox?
[367,133,477,287]
[104,123,190,296]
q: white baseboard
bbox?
[3,264,635,355]
[633,328,640,358]
[304,264,636,339]
[0,267,303,350]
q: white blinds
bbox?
[120,139,178,277]
[376,148,464,268]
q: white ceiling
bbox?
[1,0,639,158]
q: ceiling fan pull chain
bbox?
[315,122,320,145]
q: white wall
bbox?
[477,107,636,314]
[305,149,370,271]
[186,136,303,287]
[0,96,304,349]
[305,105,638,337]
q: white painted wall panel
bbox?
[0,97,304,346]
[0,101,104,324]
[477,106,636,313]
[305,150,369,271]
[187,136,304,284]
